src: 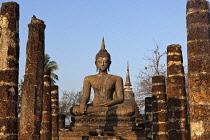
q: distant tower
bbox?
[187,0,210,139]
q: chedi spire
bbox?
[125,62,132,90]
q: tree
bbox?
[44,54,59,84]
[135,41,166,112]
[59,90,83,125]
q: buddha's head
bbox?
[95,38,111,72]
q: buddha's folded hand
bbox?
[98,102,109,107]
[79,103,87,114]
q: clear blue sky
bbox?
[4,0,187,95]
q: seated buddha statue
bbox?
[70,38,135,116]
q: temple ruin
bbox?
[40,68,52,140]
[145,97,152,140]
[151,76,167,140]
[0,0,210,140]
[0,2,19,140]
[167,44,189,139]
[187,0,210,139]
[19,16,45,140]
[51,85,59,140]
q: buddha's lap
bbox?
[71,104,135,116]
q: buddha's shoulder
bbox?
[109,74,123,80]
[84,74,98,80]
[108,74,120,78]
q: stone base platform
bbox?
[71,116,137,127]
[59,116,145,140]
[59,135,121,140]
[59,131,145,140]
[89,136,121,140]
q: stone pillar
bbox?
[59,114,66,129]
[145,97,152,140]
[40,68,52,140]
[167,44,190,139]
[19,16,45,140]
[0,2,19,140]
[152,76,167,140]
[187,0,210,139]
[51,85,59,140]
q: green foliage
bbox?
[44,54,59,84]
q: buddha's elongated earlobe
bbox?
[95,61,98,72]
[108,61,111,71]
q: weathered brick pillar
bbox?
[59,114,66,129]
[145,97,152,140]
[187,0,210,139]
[152,76,168,140]
[167,44,190,140]
[40,68,52,140]
[19,16,45,140]
[0,2,19,140]
[51,85,59,140]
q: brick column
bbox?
[51,85,59,140]
[167,44,190,140]
[187,0,210,139]
[145,97,152,140]
[40,68,52,139]
[19,16,45,140]
[59,114,66,129]
[0,2,19,140]
[152,76,167,140]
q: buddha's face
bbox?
[96,57,111,71]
